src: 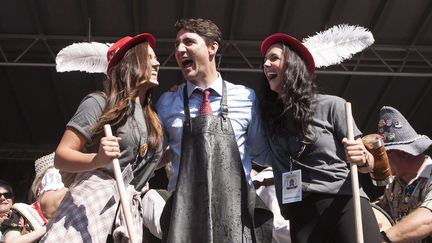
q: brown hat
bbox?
[378,106,432,156]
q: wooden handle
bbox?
[345,103,364,243]
[104,124,137,243]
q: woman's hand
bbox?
[92,136,122,168]
[0,211,10,223]
[56,129,123,172]
[342,137,374,172]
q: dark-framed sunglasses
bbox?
[0,192,14,199]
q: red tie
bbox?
[200,89,212,116]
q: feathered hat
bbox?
[260,25,375,74]
[56,33,156,75]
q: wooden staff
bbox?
[345,103,364,243]
[104,124,137,243]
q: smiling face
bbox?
[263,43,285,94]
[175,28,218,86]
[0,186,13,219]
[145,46,160,85]
[137,45,160,90]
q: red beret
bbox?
[260,33,315,75]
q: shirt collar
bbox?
[417,155,432,179]
[186,73,223,98]
[406,155,432,184]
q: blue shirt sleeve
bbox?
[246,93,274,167]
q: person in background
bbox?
[376,106,432,243]
[41,32,163,243]
[29,152,68,219]
[0,180,14,242]
[259,33,381,242]
[0,176,47,243]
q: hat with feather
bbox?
[260,25,375,73]
[55,33,156,75]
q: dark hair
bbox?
[0,179,13,194]
[174,18,222,46]
[92,42,163,150]
[260,44,316,141]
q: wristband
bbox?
[381,231,393,243]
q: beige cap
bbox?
[35,152,55,178]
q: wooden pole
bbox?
[345,102,364,243]
[104,124,137,243]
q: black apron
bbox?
[161,82,273,243]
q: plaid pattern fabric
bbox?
[112,186,149,243]
[40,170,119,243]
[378,156,432,243]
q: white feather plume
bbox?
[56,42,111,73]
[302,25,374,68]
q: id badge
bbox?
[282,169,302,204]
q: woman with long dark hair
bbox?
[259,33,381,243]
[41,33,163,242]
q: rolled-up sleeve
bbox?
[67,94,105,143]
[420,180,432,211]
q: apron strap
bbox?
[221,81,228,119]
[182,86,192,132]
